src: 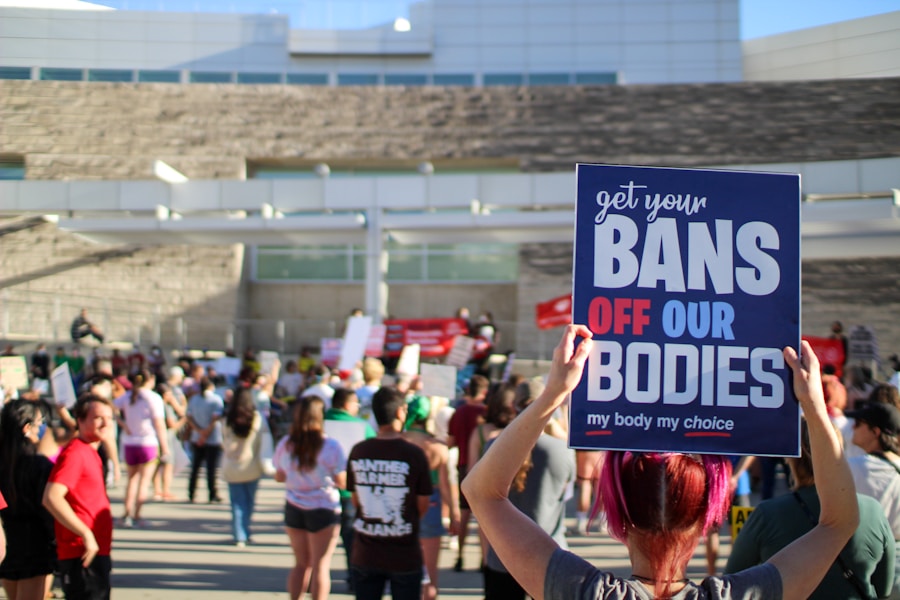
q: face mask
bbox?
[37,423,47,440]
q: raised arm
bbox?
[767,340,859,598]
[462,324,593,600]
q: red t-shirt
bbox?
[448,402,486,468]
[0,489,6,510]
[48,438,112,560]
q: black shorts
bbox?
[457,465,470,511]
[284,502,340,532]
[59,555,111,600]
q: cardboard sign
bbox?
[0,355,29,390]
[847,325,878,364]
[396,344,421,377]
[420,363,457,399]
[51,362,77,408]
[570,164,801,456]
[536,293,573,330]
[731,505,755,540]
[258,350,279,376]
[445,335,475,368]
[339,316,373,371]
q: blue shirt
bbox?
[188,390,224,445]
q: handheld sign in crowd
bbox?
[570,164,801,457]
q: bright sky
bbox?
[79,0,900,39]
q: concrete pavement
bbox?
[11,472,739,600]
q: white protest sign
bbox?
[420,363,457,399]
[396,344,421,376]
[366,324,387,357]
[445,335,475,368]
[340,316,373,371]
[0,355,29,390]
[51,362,77,408]
[258,350,279,375]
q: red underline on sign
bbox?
[585,430,612,436]
[684,432,732,438]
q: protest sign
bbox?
[0,356,29,390]
[570,164,801,456]
[51,362,77,409]
[847,325,878,364]
[340,315,372,371]
[383,318,468,358]
[445,335,475,369]
[396,344,421,377]
[366,324,387,357]
[258,350,279,375]
[420,363,457,399]
[731,506,755,541]
[320,338,342,367]
[802,336,845,378]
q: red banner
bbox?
[535,293,572,330]
[803,335,845,378]
[382,318,469,358]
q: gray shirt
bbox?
[545,549,782,599]
[486,433,575,572]
[187,390,224,445]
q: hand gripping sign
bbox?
[570,164,801,457]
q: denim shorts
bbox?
[284,502,340,532]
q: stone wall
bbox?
[2,78,899,180]
[0,219,241,350]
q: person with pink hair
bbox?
[463,324,859,600]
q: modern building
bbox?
[0,0,898,365]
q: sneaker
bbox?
[235,541,246,548]
[120,516,133,529]
[209,496,223,504]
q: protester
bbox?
[481,377,575,600]
[43,393,115,600]
[115,369,169,528]
[273,397,346,600]
[845,400,900,595]
[404,395,459,600]
[152,376,188,501]
[726,418,895,599]
[0,492,6,564]
[446,373,489,571]
[301,364,335,409]
[70,309,104,344]
[324,388,376,592]
[463,326,859,600]
[187,377,225,504]
[0,400,56,600]
[346,386,433,600]
[223,387,265,547]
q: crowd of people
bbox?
[1,317,900,600]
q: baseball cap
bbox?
[846,402,900,435]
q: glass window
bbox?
[337,73,379,86]
[384,74,427,86]
[138,70,180,83]
[0,159,25,180]
[433,74,474,86]
[575,72,619,85]
[0,67,31,80]
[88,69,133,82]
[40,68,83,81]
[189,71,233,83]
[483,73,523,86]
[286,73,328,85]
[529,73,569,86]
[256,250,350,281]
[237,72,282,84]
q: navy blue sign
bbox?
[571,164,800,457]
